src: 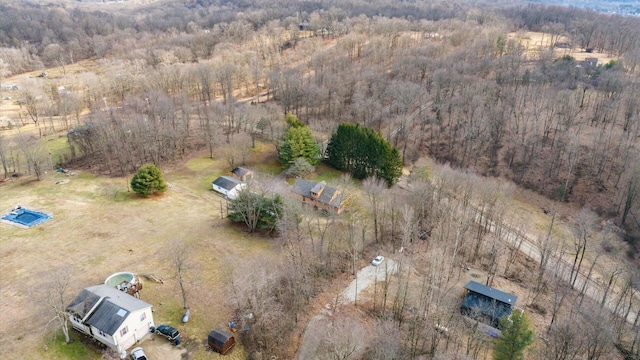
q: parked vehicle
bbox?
[151,325,181,345]
[130,347,147,360]
[371,255,384,266]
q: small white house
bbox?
[66,285,154,354]
[212,176,246,199]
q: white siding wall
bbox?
[213,183,246,200]
[78,307,154,353]
[69,315,92,335]
[90,325,117,349]
[114,308,154,352]
[212,184,231,198]
[227,184,246,199]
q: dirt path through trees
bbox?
[297,259,398,358]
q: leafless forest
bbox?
[1,0,640,359]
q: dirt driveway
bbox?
[338,259,398,304]
[133,336,187,360]
[297,258,398,359]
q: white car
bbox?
[371,255,384,266]
[130,347,148,360]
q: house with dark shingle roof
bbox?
[291,179,345,214]
[66,285,154,353]
[212,176,246,200]
[460,280,518,329]
[231,167,254,182]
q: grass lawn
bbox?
[312,163,343,182]
[0,146,279,359]
[41,331,102,360]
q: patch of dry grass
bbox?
[0,152,276,359]
[509,30,618,64]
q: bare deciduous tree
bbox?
[44,272,72,344]
[532,210,558,302]
[580,304,614,360]
[363,177,387,243]
[0,131,9,178]
[569,208,597,288]
[169,239,191,310]
[17,131,49,180]
[544,319,585,360]
[221,132,252,169]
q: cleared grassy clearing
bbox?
[509,30,618,63]
[42,330,101,359]
[0,145,276,359]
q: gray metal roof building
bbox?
[213,176,243,191]
[464,281,517,305]
[460,281,517,329]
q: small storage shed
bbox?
[208,329,235,355]
[460,280,517,329]
[212,176,246,200]
[231,167,254,182]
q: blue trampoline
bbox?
[2,206,52,227]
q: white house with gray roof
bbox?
[212,175,246,199]
[66,285,154,353]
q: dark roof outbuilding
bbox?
[208,329,235,355]
[231,167,251,177]
[460,281,518,328]
[213,176,243,191]
[463,281,517,305]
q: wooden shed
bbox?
[208,329,235,355]
[231,167,254,182]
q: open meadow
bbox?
[0,147,281,359]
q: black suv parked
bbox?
[151,325,181,345]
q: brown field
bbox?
[0,59,100,130]
[509,30,618,63]
[0,146,280,359]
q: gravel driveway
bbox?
[339,258,398,304]
[297,258,398,359]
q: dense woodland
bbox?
[1,0,640,359]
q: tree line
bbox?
[3,0,638,241]
[327,122,402,186]
[2,0,639,237]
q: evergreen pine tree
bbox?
[327,123,403,186]
[279,114,321,167]
[493,310,534,360]
[131,164,167,197]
